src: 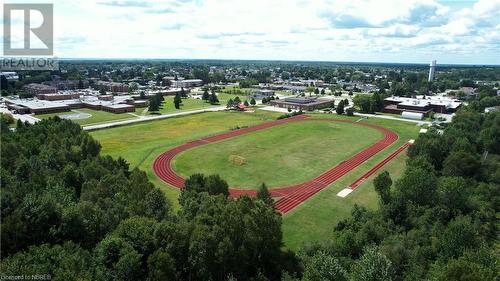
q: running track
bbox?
[153,115,399,214]
[347,142,411,191]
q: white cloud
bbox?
[4,0,494,64]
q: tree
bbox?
[442,151,480,178]
[346,107,354,116]
[208,93,219,104]
[351,246,394,281]
[147,249,177,280]
[314,88,320,95]
[155,92,164,104]
[182,173,229,197]
[336,100,345,115]
[394,167,437,206]
[256,183,273,206]
[250,98,256,106]
[302,251,347,281]
[94,236,143,281]
[353,94,373,113]
[129,82,138,93]
[1,113,14,125]
[306,86,315,96]
[205,174,229,197]
[234,96,241,104]
[320,88,326,95]
[1,75,8,91]
[202,89,210,101]
[144,188,170,221]
[479,113,500,153]
[437,177,470,216]
[0,242,92,280]
[148,97,159,112]
[226,98,234,109]
[180,87,187,98]
[438,216,479,259]
[239,79,257,88]
[373,171,392,204]
[371,92,384,112]
[244,100,249,106]
[174,93,182,109]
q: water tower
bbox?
[428,60,436,82]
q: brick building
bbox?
[23,83,57,95]
[97,81,129,92]
[270,96,332,111]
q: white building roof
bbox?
[386,95,462,110]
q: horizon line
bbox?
[54,57,500,67]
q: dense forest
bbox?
[1,107,499,280]
[0,117,296,280]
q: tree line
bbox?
[1,107,498,281]
[0,117,297,280]
[287,109,499,281]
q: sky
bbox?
[1,0,500,64]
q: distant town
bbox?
[1,60,499,129]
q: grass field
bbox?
[221,85,253,96]
[281,113,419,250]
[150,93,252,115]
[90,111,419,250]
[172,120,382,189]
[91,110,282,209]
[36,108,139,126]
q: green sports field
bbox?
[91,110,281,209]
[281,113,419,250]
[91,111,420,250]
[172,120,382,189]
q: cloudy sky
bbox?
[2,0,500,64]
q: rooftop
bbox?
[5,98,68,110]
[385,95,461,109]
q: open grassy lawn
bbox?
[36,108,139,126]
[275,90,294,96]
[149,93,237,115]
[221,85,253,95]
[172,120,382,189]
[281,113,420,251]
[90,110,282,209]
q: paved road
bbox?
[0,107,39,124]
[82,106,226,131]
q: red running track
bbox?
[153,115,399,214]
[347,142,411,191]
